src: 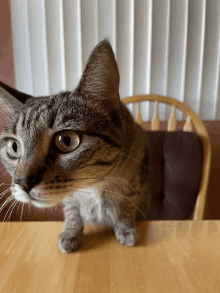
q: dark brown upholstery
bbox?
[146,131,203,220]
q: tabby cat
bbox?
[0,40,151,253]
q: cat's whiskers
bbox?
[51,199,63,217]
[27,193,62,218]
[103,176,135,192]
[119,152,153,172]
[0,170,10,177]
[32,205,40,218]
[20,202,24,222]
[0,183,11,185]
[48,205,52,217]
[42,194,63,207]
[46,189,82,215]
[0,199,16,235]
[6,200,17,222]
[6,200,18,232]
[28,202,31,215]
[59,185,89,198]
[98,187,146,218]
[0,194,14,212]
[0,188,11,200]
[0,189,11,200]
[49,176,131,194]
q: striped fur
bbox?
[0,39,151,252]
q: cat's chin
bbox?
[30,199,51,208]
[13,193,52,208]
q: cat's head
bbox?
[0,39,123,208]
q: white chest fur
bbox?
[74,187,104,225]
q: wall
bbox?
[0,0,15,88]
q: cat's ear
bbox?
[76,39,120,109]
[0,81,32,118]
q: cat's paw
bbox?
[115,227,139,246]
[57,231,83,253]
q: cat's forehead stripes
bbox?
[21,96,58,131]
[4,90,122,151]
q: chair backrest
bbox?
[122,95,212,220]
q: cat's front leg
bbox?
[58,203,84,253]
[106,200,139,246]
[114,219,139,247]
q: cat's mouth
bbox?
[11,184,54,208]
[29,194,51,204]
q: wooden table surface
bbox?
[0,221,220,293]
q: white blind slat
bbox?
[150,0,170,121]
[133,0,152,122]
[45,0,66,95]
[63,0,82,91]
[28,0,49,97]
[10,0,33,95]
[81,0,98,70]
[184,0,206,118]
[166,0,189,121]
[98,0,116,56]
[116,0,135,114]
[200,0,220,120]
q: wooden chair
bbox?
[122,95,212,221]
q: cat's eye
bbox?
[6,139,22,159]
[55,131,80,153]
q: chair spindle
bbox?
[167,106,177,131]
[151,101,160,130]
[135,102,143,126]
[183,116,193,132]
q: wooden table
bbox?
[0,221,220,292]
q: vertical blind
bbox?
[10,0,220,121]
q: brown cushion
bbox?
[146,131,203,220]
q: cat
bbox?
[0,39,151,253]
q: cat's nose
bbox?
[14,176,40,193]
